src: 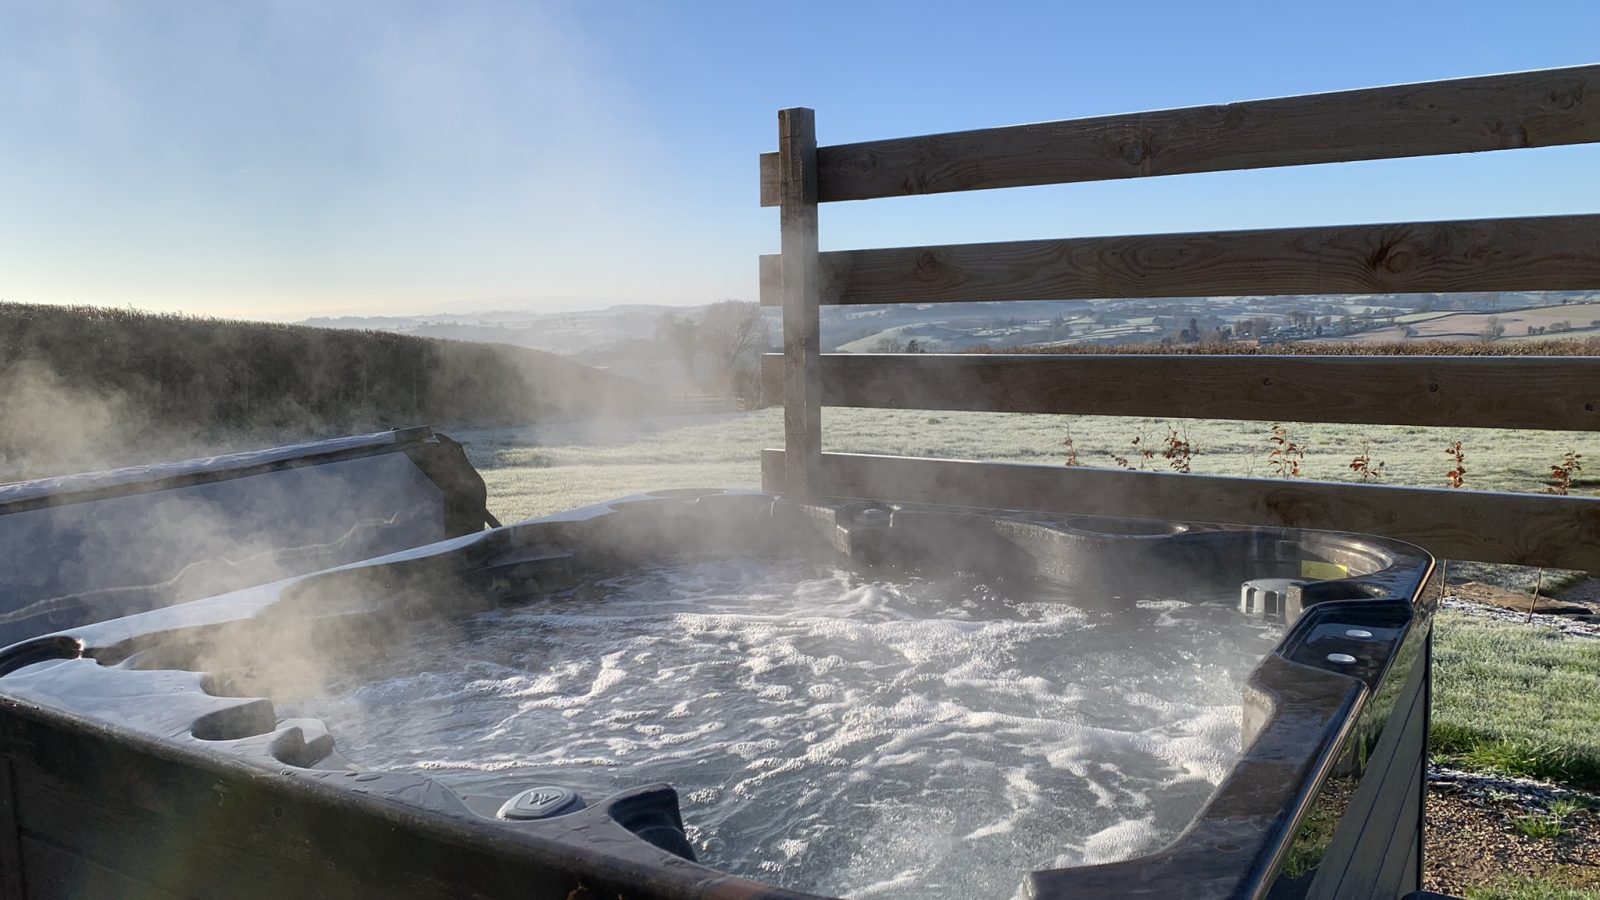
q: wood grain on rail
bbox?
[760,450,1600,570]
[778,107,823,498]
[758,353,1600,431]
[759,64,1600,205]
[757,214,1600,306]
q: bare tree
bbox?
[697,300,767,396]
[655,312,698,389]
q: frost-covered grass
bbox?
[456,414,773,523]
[1432,611,1600,792]
[456,408,1600,523]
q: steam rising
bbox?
[280,555,1282,899]
[0,358,137,478]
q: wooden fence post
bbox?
[755,66,1600,565]
[778,107,821,497]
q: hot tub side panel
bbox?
[1268,606,1434,900]
[0,429,491,646]
[0,700,796,900]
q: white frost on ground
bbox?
[1441,596,1600,639]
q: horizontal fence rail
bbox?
[759,353,1600,432]
[760,64,1600,205]
[764,65,1600,566]
[758,213,1600,307]
[761,450,1600,572]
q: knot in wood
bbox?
[912,251,944,281]
[1548,88,1579,110]
[1369,240,1415,275]
[841,148,878,176]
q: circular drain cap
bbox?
[497,786,584,820]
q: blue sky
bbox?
[1,1,1597,319]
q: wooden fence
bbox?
[760,64,1600,571]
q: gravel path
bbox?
[1425,771,1600,896]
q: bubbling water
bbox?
[283,556,1282,900]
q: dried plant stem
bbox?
[1528,568,1544,624]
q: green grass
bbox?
[1549,799,1591,818]
[1432,611,1600,791]
[1464,870,1600,900]
[1510,797,1592,841]
[1512,813,1566,840]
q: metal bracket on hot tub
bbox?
[1239,578,1306,621]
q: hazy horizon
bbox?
[4,1,1600,320]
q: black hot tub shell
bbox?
[0,427,493,647]
[0,490,1437,900]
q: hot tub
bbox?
[0,490,1436,900]
[0,427,493,646]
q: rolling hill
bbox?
[1,302,660,476]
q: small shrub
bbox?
[1348,439,1386,482]
[1061,434,1079,467]
[1130,432,1156,470]
[1268,424,1304,478]
[1111,432,1155,470]
[1445,440,1468,488]
[1548,451,1582,495]
[1163,426,1193,474]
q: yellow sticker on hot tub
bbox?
[1301,561,1350,580]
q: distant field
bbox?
[1392,311,1455,324]
[457,408,1599,524]
[1497,326,1600,343]
[1337,303,1600,344]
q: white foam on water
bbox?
[283,556,1281,900]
